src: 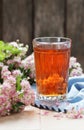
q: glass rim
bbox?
[33,37,72,43]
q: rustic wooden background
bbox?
[0,0,84,70]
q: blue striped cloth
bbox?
[32,76,84,113]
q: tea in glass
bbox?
[33,37,71,101]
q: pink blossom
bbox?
[41,111,49,116]
[21,60,33,70]
[0,95,11,116]
[20,90,35,105]
[7,56,21,66]
[13,56,21,64]
[69,56,83,77]
[1,66,11,79]
[0,95,7,104]
[69,57,77,68]
[66,109,84,119]
[21,53,35,79]
[2,81,16,97]
[9,41,19,48]
[12,92,19,102]
[21,79,31,90]
[6,76,16,86]
[69,68,83,77]
[20,79,35,105]
[1,66,8,71]
[0,62,4,68]
[21,53,34,69]
[12,70,22,77]
[7,59,14,65]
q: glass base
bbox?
[37,94,67,102]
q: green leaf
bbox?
[5,44,21,55]
[0,41,4,45]
[19,93,24,98]
[0,51,5,61]
[0,41,5,50]
[0,41,21,61]
[16,101,25,106]
[0,78,3,84]
[16,76,22,91]
[12,102,25,112]
[12,47,21,54]
[8,64,15,71]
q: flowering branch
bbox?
[69,57,83,77]
[0,40,35,116]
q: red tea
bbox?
[34,44,70,97]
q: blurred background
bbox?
[0,0,84,69]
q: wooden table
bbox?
[0,106,84,130]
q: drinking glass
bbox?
[33,37,71,101]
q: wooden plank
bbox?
[34,0,65,37]
[67,0,84,69]
[2,0,33,54]
[0,0,3,39]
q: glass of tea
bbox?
[33,37,71,102]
